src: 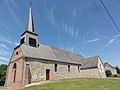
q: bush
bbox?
[0,64,7,86]
[112,74,117,77]
[105,70,112,77]
[115,66,120,74]
[116,74,120,78]
[112,74,120,78]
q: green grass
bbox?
[23,78,120,90]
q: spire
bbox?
[25,2,34,32]
[20,1,39,47]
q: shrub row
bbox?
[112,74,120,78]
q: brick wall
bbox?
[5,47,25,86]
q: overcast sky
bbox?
[0,0,120,66]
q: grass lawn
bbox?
[23,78,120,90]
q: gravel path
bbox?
[0,86,5,90]
[25,80,63,87]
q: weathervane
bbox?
[29,0,32,7]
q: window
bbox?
[16,51,18,55]
[78,66,79,72]
[13,63,17,69]
[20,38,24,44]
[54,64,57,72]
[68,65,70,72]
[13,63,17,83]
[100,64,102,71]
[29,37,36,47]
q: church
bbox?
[5,6,106,87]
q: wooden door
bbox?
[13,70,16,83]
[46,69,50,80]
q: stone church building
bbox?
[5,6,106,87]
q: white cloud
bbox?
[0,35,19,46]
[84,33,120,45]
[61,45,75,53]
[4,0,23,34]
[1,38,13,45]
[72,8,77,17]
[75,30,78,39]
[0,48,10,56]
[0,44,9,50]
[0,56,8,61]
[109,38,116,44]
[87,38,99,43]
[62,22,79,39]
[112,34,120,38]
[14,42,19,46]
[45,5,58,27]
[105,38,116,47]
[0,61,6,65]
[65,46,75,52]
[104,34,120,48]
[45,5,63,47]
[11,0,19,11]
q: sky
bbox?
[0,0,120,66]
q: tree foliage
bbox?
[115,66,120,74]
[105,70,112,77]
[0,64,7,86]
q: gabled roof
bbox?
[81,56,99,69]
[103,62,115,69]
[20,44,85,65]
[19,44,99,68]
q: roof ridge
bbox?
[86,55,99,59]
[48,45,85,58]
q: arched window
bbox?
[16,51,18,55]
[13,63,17,83]
[13,63,17,69]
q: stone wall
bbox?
[97,58,106,78]
[104,63,117,75]
[80,68,100,78]
[27,59,81,83]
[80,57,106,78]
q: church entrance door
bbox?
[46,69,50,80]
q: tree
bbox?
[0,64,7,86]
[105,70,112,77]
[115,66,120,74]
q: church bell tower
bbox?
[20,5,39,47]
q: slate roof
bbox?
[81,56,99,69]
[103,62,115,68]
[20,44,99,68]
[20,44,85,65]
